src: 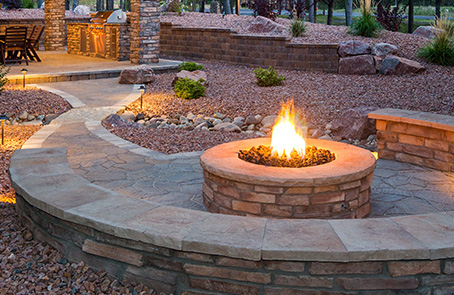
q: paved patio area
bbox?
[6,51,180,84]
[22,77,454,217]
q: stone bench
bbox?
[369,108,454,172]
[10,147,454,294]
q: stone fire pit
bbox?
[201,138,376,219]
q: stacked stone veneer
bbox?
[160,23,339,72]
[14,194,454,294]
[10,147,454,294]
[44,0,66,50]
[203,170,373,219]
[370,109,454,172]
[200,138,376,219]
[67,23,130,61]
[130,0,160,64]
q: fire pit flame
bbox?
[270,100,306,160]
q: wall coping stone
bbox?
[10,146,454,262]
[369,108,454,133]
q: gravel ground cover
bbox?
[106,58,454,154]
[0,88,162,295]
[162,12,429,59]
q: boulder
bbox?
[380,55,425,75]
[73,5,90,15]
[261,115,278,127]
[118,65,155,84]
[373,56,384,71]
[338,41,371,57]
[245,115,260,125]
[213,122,241,133]
[120,111,136,122]
[338,55,376,75]
[330,107,378,140]
[413,26,444,39]
[247,16,288,35]
[371,43,398,57]
[104,114,124,126]
[172,70,208,86]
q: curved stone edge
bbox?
[10,147,454,263]
[200,138,377,187]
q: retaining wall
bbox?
[370,108,454,172]
[160,22,339,73]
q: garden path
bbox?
[23,77,454,217]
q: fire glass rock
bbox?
[238,145,335,168]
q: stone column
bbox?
[44,0,66,51]
[130,0,160,64]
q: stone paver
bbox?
[30,78,454,217]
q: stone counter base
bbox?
[15,194,454,294]
[203,170,373,219]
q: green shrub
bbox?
[168,0,182,14]
[174,78,206,99]
[290,19,306,37]
[0,65,10,93]
[349,0,381,37]
[178,61,204,72]
[21,0,35,8]
[253,67,286,87]
[418,14,454,66]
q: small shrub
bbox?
[178,61,204,72]
[174,78,206,99]
[374,2,406,32]
[21,0,35,8]
[247,0,276,20]
[254,67,286,87]
[168,0,182,14]
[349,0,381,37]
[290,19,306,37]
[418,14,454,66]
[0,65,9,93]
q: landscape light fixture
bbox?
[0,114,8,145]
[21,68,28,88]
[139,85,145,110]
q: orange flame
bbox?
[270,100,306,160]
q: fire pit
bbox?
[200,101,376,219]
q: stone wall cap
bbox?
[369,108,454,132]
[10,147,454,262]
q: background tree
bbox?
[224,0,232,14]
[320,0,336,24]
[435,0,441,19]
[345,0,352,25]
[408,0,413,33]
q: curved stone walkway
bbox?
[26,78,454,217]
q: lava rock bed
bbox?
[238,145,336,168]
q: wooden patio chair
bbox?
[25,25,44,62]
[0,26,28,65]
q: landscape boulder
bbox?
[338,55,376,75]
[380,55,426,75]
[338,40,371,57]
[371,43,398,57]
[247,16,288,35]
[105,114,125,126]
[73,5,90,15]
[120,111,136,122]
[118,65,155,84]
[413,26,444,39]
[172,70,208,86]
[213,122,241,133]
[261,115,278,127]
[329,107,378,140]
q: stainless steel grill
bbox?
[88,10,126,55]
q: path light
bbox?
[139,85,145,110]
[21,68,28,89]
[0,114,8,145]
